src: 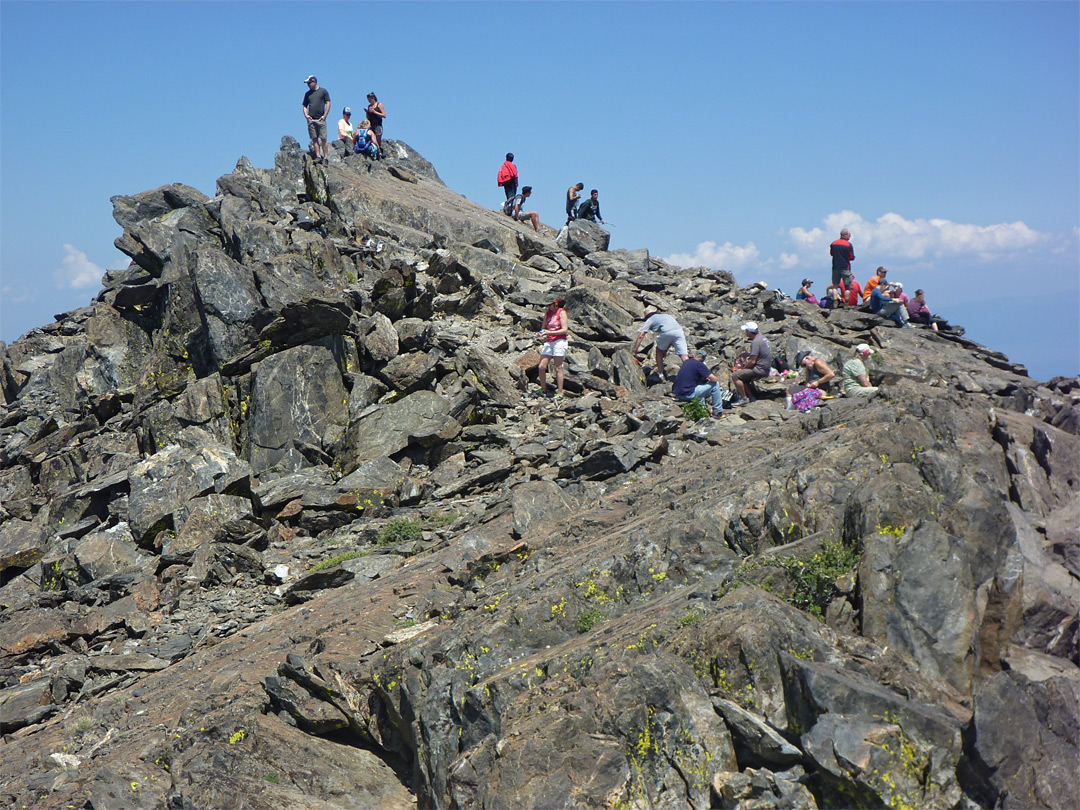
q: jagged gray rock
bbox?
[0,136,1076,810]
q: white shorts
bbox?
[540,339,568,357]
[656,332,688,355]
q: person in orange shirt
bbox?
[862,267,887,302]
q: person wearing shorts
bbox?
[537,297,569,398]
[365,92,386,158]
[507,186,541,232]
[731,321,772,406]
[632,311,689,381]
[303,75,331,165]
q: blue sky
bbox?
[2,1,1077,381]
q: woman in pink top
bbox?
[537,297,569,399]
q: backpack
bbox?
[502,195,521,216]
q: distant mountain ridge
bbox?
[0,136,1077,809]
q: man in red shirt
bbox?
[497,153,518,200]
[830,229,855,288]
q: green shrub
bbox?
[310,550,367,573]
[378,518,424,546]
[727,539,860,619]
[680,397,710,421]
[679,609,702,627]
[577,607,608,633]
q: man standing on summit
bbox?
[830,228,855,289]
[303,76,331,165]
[497,153,518,200]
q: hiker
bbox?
[632,311,689,382]
[337,107,357,149]
[536,296,569,399]
[365,92,386,157]
[354,120,378,158]
[731,321,772,406]
[821,283,843,309]
[830,229,855,288]
[862,266,887,302]
[576,189,605,224]
[869,282,907,327]
[907,289,939,331]
[672,349,727,418]
[890,282,908,306]
[303,75,331,165]
[843,277,862,307]
[842,344,878,396]
[505,186,540,231]
[565,182,584,223]
[497,153,519,200]
[796,351,835,392]
[796,278,819,305]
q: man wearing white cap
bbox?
[303,75,331,165]
[842,344,878,396]
[731,321,771,406]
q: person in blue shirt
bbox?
[671,349,727,417]
[869,283,906,327]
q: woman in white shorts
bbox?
[537,297,569,398]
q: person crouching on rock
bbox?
[632,310,689,383]
[796,351,835,392]
[672,349,727,418]
[537,297,569,399]
[576,189,605,225]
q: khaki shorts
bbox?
[307,119,327,140]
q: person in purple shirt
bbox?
[672,349,728,417]
[907,289,939,331]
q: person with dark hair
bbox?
[537,296,570,399]
[796,351,835,392]
[869,282,907,327]
[365,92,387,157]
[862,266,887,302]
[498,153,519,200]
[672,349,727,418]
[907,289,939,331]
[576,189,605,224]
[506,186,540,231]
[303,75,331,165]
[565,182,584,224]
[830,228,855,288]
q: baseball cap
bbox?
[343,106,351,114]
[855,343,873,355]
[802,278,813,286]
[892,282,903,290]
[741,321,759,333]
[305,75,317,83]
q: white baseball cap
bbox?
[741,321,759,333]
[855,343,874,355]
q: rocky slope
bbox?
[1,136,1077,810]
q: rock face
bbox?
[0,137,1077,810]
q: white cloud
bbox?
[55,244,104,290]
[665,240,760,271]
[778,252,800,270]
[784,211,1044,265]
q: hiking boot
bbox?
[730,397,751,407]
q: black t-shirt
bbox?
[366,103,385,128]
[578,198,601,221]
[303,87,330,119]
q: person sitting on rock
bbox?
[576,189,605,225]
[731,321,772,406]
[337,107,357,150]
[821,283,843,309]
[354,120,378,158]
[796,351,835,392]
[565,182,584,224]
[841,277,862,307]
[869,282,907,327]
[536,296,569,399]
[506,186,540,232]
[796,278,817,304]
[907,289,939,331]
[632,310,689,382]
[672,349,727,418]
[862,266,887,302]
[842,344,878,397]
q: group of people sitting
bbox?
[337,93,387,159]
[796,267,942,331]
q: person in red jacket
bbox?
[497,153,518,200]
[830,229,855,287]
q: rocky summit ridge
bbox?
[0,136,1077,810]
